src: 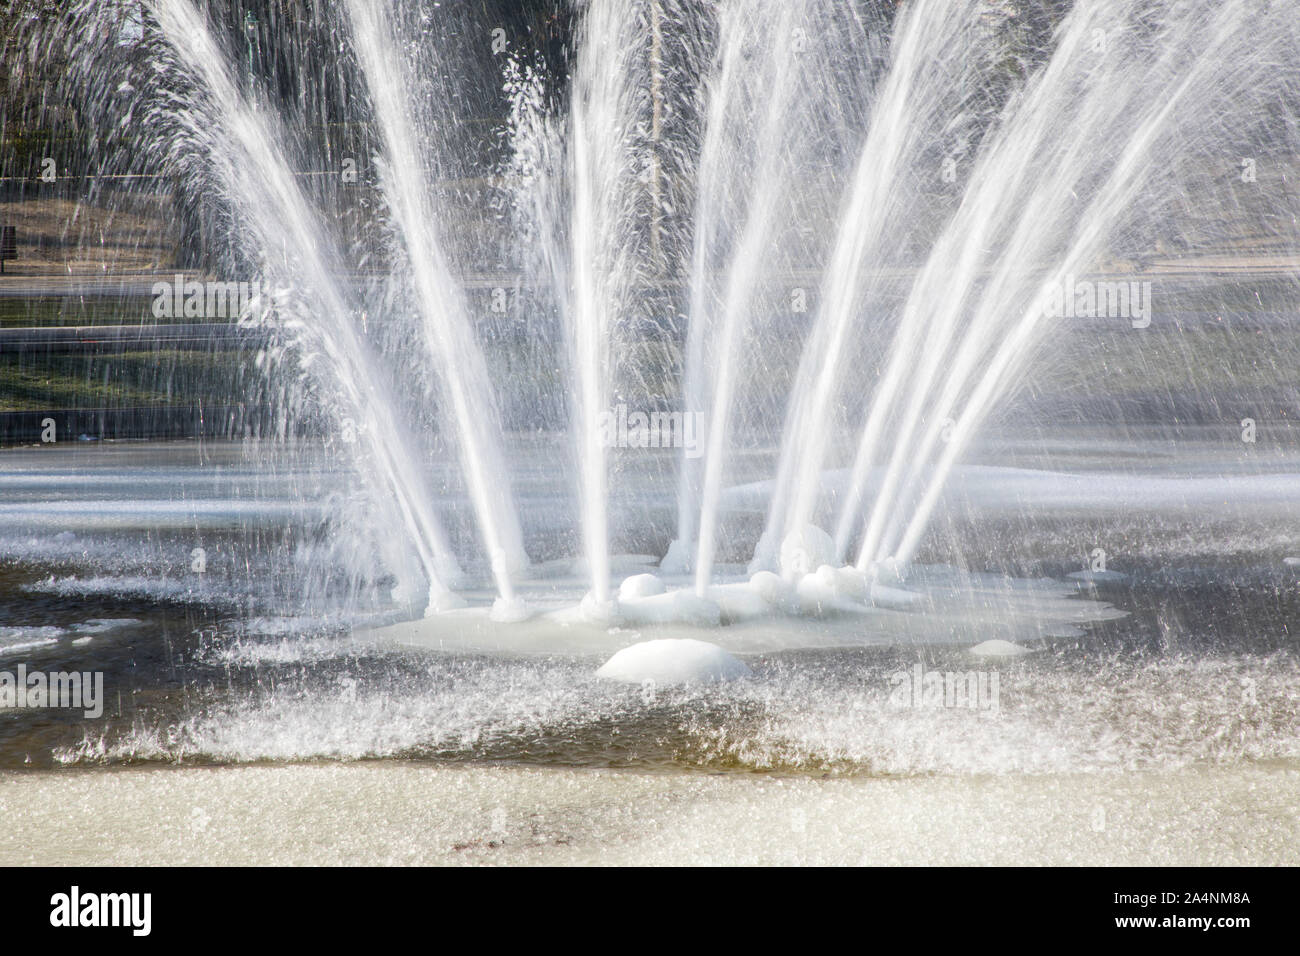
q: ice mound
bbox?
[658,539,693,574]
[780,525,836,578]
[489,596,533,624]
[748,570,793,606]
[619,573,666,599]
[704,581,773,621]
[795,567,873,616]
[596,638,751,685]
[579,592,621,627]
[970,639,1034,657]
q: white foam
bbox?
[52,648,1300,782]
[71,618,140,635]
[27,574,229,606]
[0,618,140,657]
[578,592,621,627]
[490,597,533,624]
[0,627,64,656]
[364,561,1125,655]
[205,635,381,665]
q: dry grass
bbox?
[0,189,179,274]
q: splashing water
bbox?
[23,0,1300,636]
[343,0,527,604]
[141,0,465,606]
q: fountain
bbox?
[11,0,1295,656]
[3,0,1300,762]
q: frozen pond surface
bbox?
[1,432,1297,796]
[3,762,1297,866]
